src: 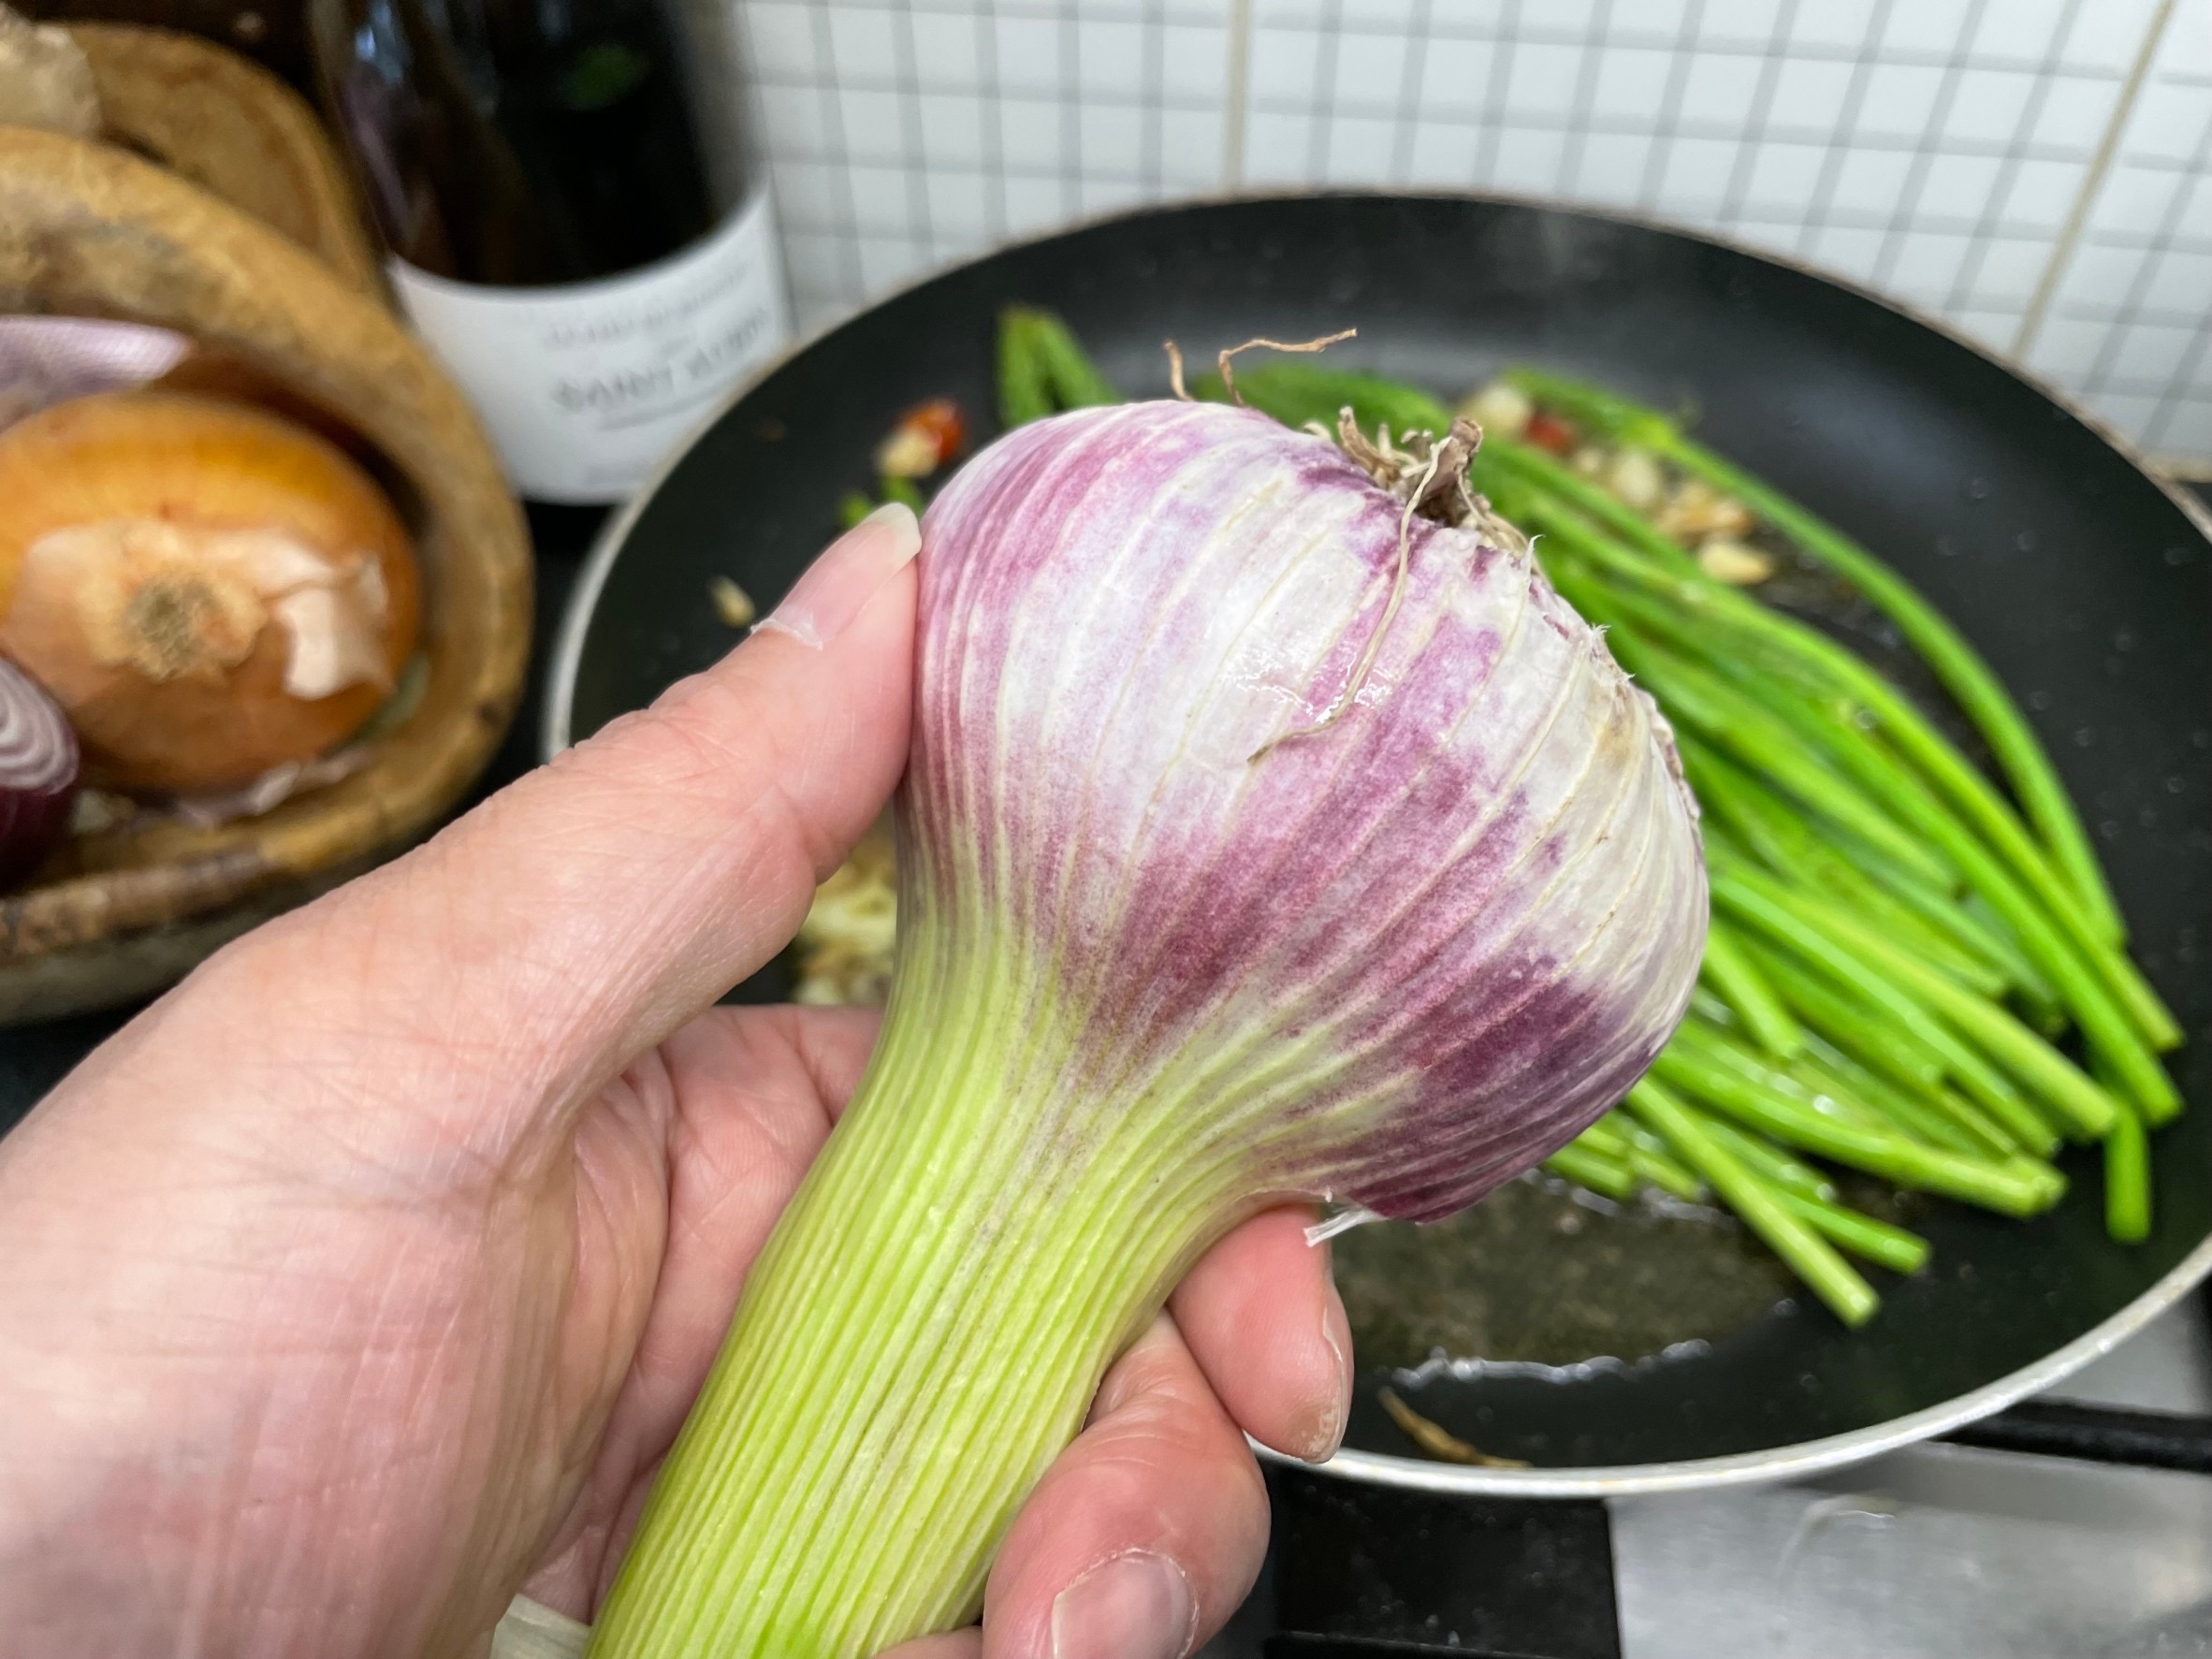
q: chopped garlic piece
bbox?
[1656,478,1755,543]
[875,425,941,480]
[1606,447,1666,512]
[68,788,135,837]
[795,817,898,1005]
[709,575,757,628]
[1456,380,1533,441]
[1696,537,1776,586]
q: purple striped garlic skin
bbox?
[905,400,1706,1224]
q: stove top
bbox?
[1230,1297,2212,1659]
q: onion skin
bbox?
[589,402,1706,1659]
[0,391,420,793]
[0,651,79,889]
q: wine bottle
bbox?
[307,0,789,503]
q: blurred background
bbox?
[27,0,2210,474]
[736,0,2212,479]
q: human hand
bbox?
[0,503,1354,1659]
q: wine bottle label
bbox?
[388,192,790,504]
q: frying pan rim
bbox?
[1265,1218,2212,1495]
[543,186,2212,760]
[541,188,2212,1493]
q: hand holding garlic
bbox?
[0,503,1348,1659]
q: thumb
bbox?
[211,502,920,1133]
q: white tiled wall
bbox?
[737,0,2212,468]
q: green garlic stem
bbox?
[588,939,1252,1659]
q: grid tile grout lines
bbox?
[735,0,2212,466]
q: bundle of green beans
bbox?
[980,312,2183,1329]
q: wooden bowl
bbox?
[0,124,531,1024]
[67,21,382,292]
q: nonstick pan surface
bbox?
[548,193,2212,1494]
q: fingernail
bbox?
[1291,1269,1354,1463]
[1048,1550,1196,1659]
[757,502,921,648]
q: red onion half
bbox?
[0,652,79,889]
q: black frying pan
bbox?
[546,193,2212,1494]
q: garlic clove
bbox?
[1696,537,1778,586]
[1606,446,1666,512]
[1456,380,1533,441]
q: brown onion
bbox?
[0,390,420,793]
[0,650,78,889]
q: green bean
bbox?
[1789,1049,1982,1157]
[1016,306,1120,409]
[996,308,1054,428]
[1545,1141,1638,1201]
[1507,455,2170,1059]
[1542,565,1955,889]
[1192,360,1455,437]
[1769,1187,1931,1276]
[1677,735,2007,996]
[1734,925,2049,1148]
[1501,365,2124,944]
[1673,1017,1885,1133]
[1575,1113,1634,1160]
[1626,1079,1878,1327]
[1616,1121,1709,1201]
[2104,1105,2152,1244]
[1799,1028,2030,1159]
[1673,608,2180,1073]
[1648,1042,2061,1216]
[1699,920,1804,1058]
[1739,934,1948,1093]
[1691,1112,1838,1201]
[1726,858,2128,1138]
